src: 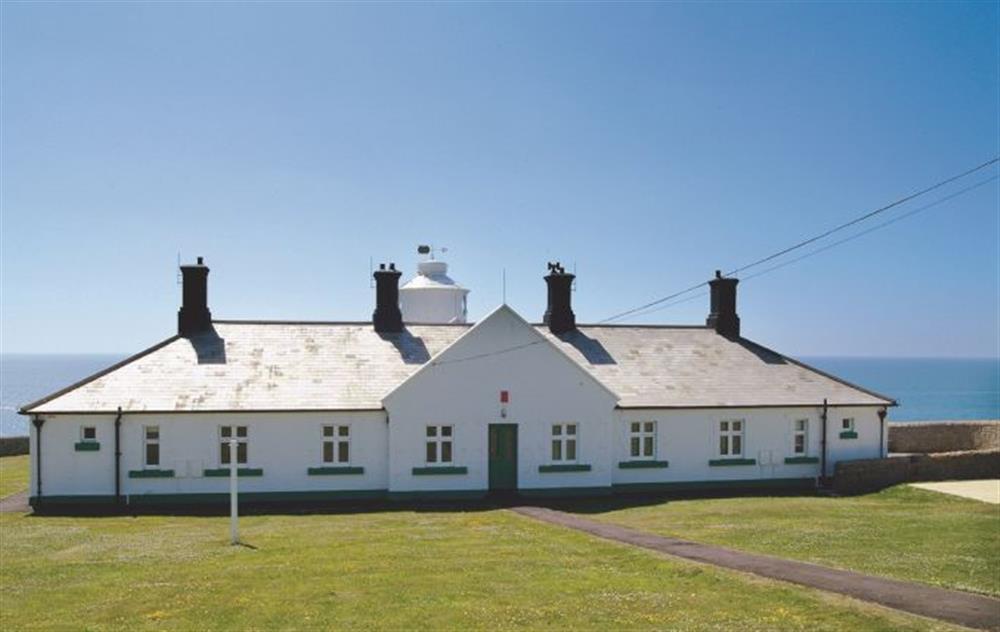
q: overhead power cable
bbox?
[725,157,999,277]
[599,157,999,324]
[740,175,999,284]
[619,174,998,322]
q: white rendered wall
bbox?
[31,410,388,499]
[384,307,618,493]
[612,406,885,485]
[30,414,117,497]
[28,403,884,498]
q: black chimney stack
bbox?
[178,256,212,337]
[706,270,740,339]
[543,262,576,335]
[373,263,403,333]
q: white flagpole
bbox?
[229,438,239,545]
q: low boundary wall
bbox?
[834,450,1000,495]
[888,421,999,454]
[0,437,29,457]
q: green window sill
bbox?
[128,469,175,478]
[839,431,858,439]
[783,456,819,464]
[412,466,468,476]
[203,468,263,477]
[708,458,757,466]
[308,466,364,476]
[74,442,100,452]
[539,464,592,473]
[618,460,670,469]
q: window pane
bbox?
[794,435,805,454]
[323,441,334,463]
[567,424,577,435]
[795,419,807,431]
[323,426,334,437]
[566,440,576,461]
[338,442,349,463]
[643,436,654,457]
[552,425,561,436]
[83,427,96,440]
[146,443,159,466]
[631,422,640,433]
[630,437,640,457]
[426,442,437,463]
[221,442,230,464]
[644,422,654,433]
[719,436,728,455]
[732,421,742,432]
[221,426,231,438]
[732,435,742,456]
[441,441,452,463]
[237,442,248,464]
[843,419,851,429]
[441,426,452,437]
[236,426,247,438]
[552,440,562,461]
[720,421,728,432]
[146,427,159,440]
[427,426,437,437]
[338,426,350,437]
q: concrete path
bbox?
[512,506,1000,631]
[911,480,1000,505]
[0,491,29,513]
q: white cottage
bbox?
[20,255,894,509]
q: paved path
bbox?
[911,480,1000,504]
[0,491,29,513]
[512,506,1000,630]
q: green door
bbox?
[488,424,518,492]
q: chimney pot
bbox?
[373,262,403,333]
[706,271,740,338]
[543,261,576,335]
[178,258,212,337]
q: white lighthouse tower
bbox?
[399,245,470,324]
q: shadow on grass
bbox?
[28,486,819,519]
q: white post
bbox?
[229,438,239,545]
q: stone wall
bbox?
[888,421,999,454]
[834,450,1000,495]
[0,436,29,457]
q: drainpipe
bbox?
[819,399,828,486]
[114,406,123,507]
[877,408,887,458]
[32,416,45,502]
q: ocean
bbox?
[0,354,997,437]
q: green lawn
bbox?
[571,486,1000,597]
[0,454,29,499]
[0,508,960,631]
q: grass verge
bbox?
[0,507,962,631]
[566,485,999,596]
[0,455,29,499]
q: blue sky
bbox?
[2,2,997,357]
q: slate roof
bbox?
[22,320,894,414]
[541,326,893,408]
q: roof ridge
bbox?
[212,319,473,327]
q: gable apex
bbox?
[381,304,619,405]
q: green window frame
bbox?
[628,421,656,460]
